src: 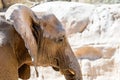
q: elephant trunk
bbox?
[57,42,83,80]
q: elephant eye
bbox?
[56,35,65,43]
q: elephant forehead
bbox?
[41,13,65,39]
[42,13,65,31]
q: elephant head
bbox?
[5,4,82,80]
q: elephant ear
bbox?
[18,64,30,79]
[5,4,40,64]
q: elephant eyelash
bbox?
[55,35,65,43]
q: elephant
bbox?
[0,4,83,80]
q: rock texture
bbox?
[19,2,120,80]
[68,3,120,80]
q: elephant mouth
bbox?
[61,69,77,80]
[61,69,75,76]
[52,58,76,79]
[52,66,76,80]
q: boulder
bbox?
[74,45,102,60]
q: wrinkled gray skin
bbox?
[0,4,83,80]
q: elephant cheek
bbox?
[59,45,83,80]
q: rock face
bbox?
[74,45,103,60]
[23,2,120,80]
[68,3,120,80]
[0,0,39,11]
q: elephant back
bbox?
[0,16,14,46]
